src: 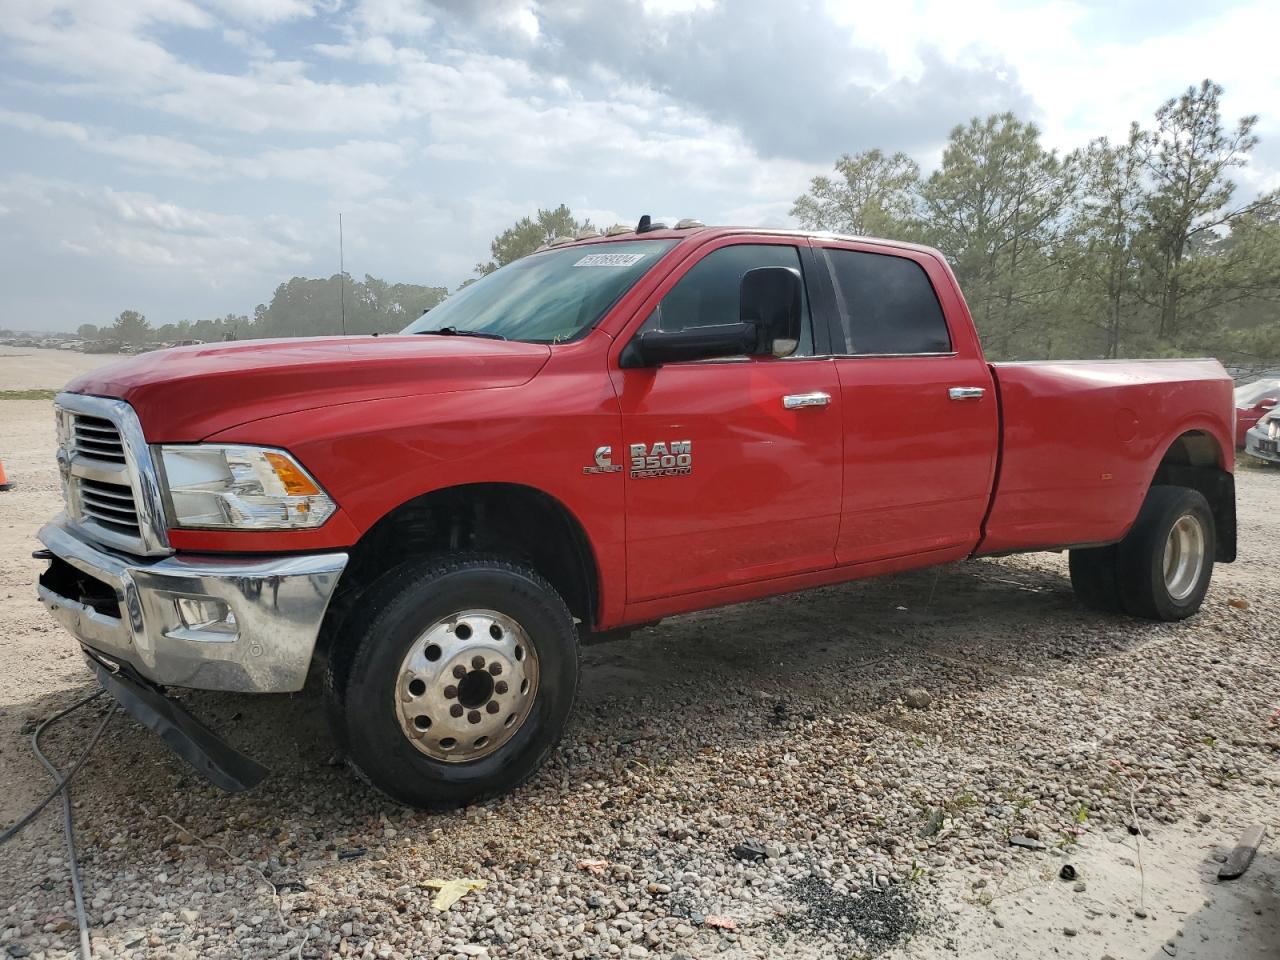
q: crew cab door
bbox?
[812,242,998,565]
[609,238,842,602]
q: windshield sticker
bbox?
[573,253,647,267]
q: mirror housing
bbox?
[740,266,802,357]
[619,322,758,368]
[1258,397,1278,410]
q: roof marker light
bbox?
[605,224,631,236]
[675,218,705,229]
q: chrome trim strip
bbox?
[37,518,348,693]
[55,392,172,557]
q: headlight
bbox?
[156,445,336,530]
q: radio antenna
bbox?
[339,213,347,336]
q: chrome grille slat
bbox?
[78,481,134,503]
[54,395,171,557]
[79,497,138,519]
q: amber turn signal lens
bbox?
[264,451,322,496]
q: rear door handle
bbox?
[783,392,832,409]
[948,386,986,401]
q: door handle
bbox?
[783,392,832,409]
[948,386,986,401]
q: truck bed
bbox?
[977,359,1234,556]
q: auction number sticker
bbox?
[573,253,647,267]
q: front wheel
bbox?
[326,556,580,809]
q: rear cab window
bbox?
[820,247,952,356]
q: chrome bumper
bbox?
[37,517,347,693]
[1244,430,1279,464]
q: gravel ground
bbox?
[1,349,1278,960]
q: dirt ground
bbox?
[1,347,1277,960]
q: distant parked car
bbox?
[1235,378,1280,448]
[1244,408,1279,465]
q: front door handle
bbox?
[948,386,986,401]
[783,392,832,409]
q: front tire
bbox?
[326,556,580,809]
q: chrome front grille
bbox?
[70,415,127,465]
[76,476,141,538]
[54,394,171,557]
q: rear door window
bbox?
[823,248,951,355]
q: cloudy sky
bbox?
[1,0,1278,332]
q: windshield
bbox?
[1235,378,1280,406]
[402,239,677,343]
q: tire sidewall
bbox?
[338,561,578,807]
[1122,487,1215,621]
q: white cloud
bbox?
[0,108,407,196]
[0,175,310,278]
[206,0,318,23]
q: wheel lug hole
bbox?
[450,704,464,718]
[452,665,467,679]
[494,681,508,695]
[488,662,502,676]
[443,684,458,699]
[471,655,486,670]
[486,701,500,714]
[468,710,482,724]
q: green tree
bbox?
[475,205,589,275]
[919,114,1075,358]
[76,323,99,341]
[1138,80,1262,342]
[111,309,150,344]
[1065,127,1148,357]
[790,149,920,236]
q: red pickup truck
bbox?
[37,224,1237,808]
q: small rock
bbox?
[1009,835,1046,851]
[1196,812,1211,824]
[1135,909,1148,919]
[1073,882,1086,893]
[732,840,766,862]
[1063,927,1077,937]
[903,688,932,710]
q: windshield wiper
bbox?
[415,326,507,341]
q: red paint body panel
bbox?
[67,336,552,441]
[978,359,1234,555]
[60,227,1237,633]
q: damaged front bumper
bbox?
[37,517,347,693]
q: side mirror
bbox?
[740,266,802,357]
[1259,397,1278,410]
[619,322,758,368]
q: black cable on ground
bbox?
[0,688,118,960]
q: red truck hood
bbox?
[64,336,552,441]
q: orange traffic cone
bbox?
[0,458,10,491]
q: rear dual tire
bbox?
[1069,485,1215,622]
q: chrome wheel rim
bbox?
[1163,513,1205,602]
[395,609,539,763]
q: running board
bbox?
[85,652,269,793]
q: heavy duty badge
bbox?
[629,441,693,479]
